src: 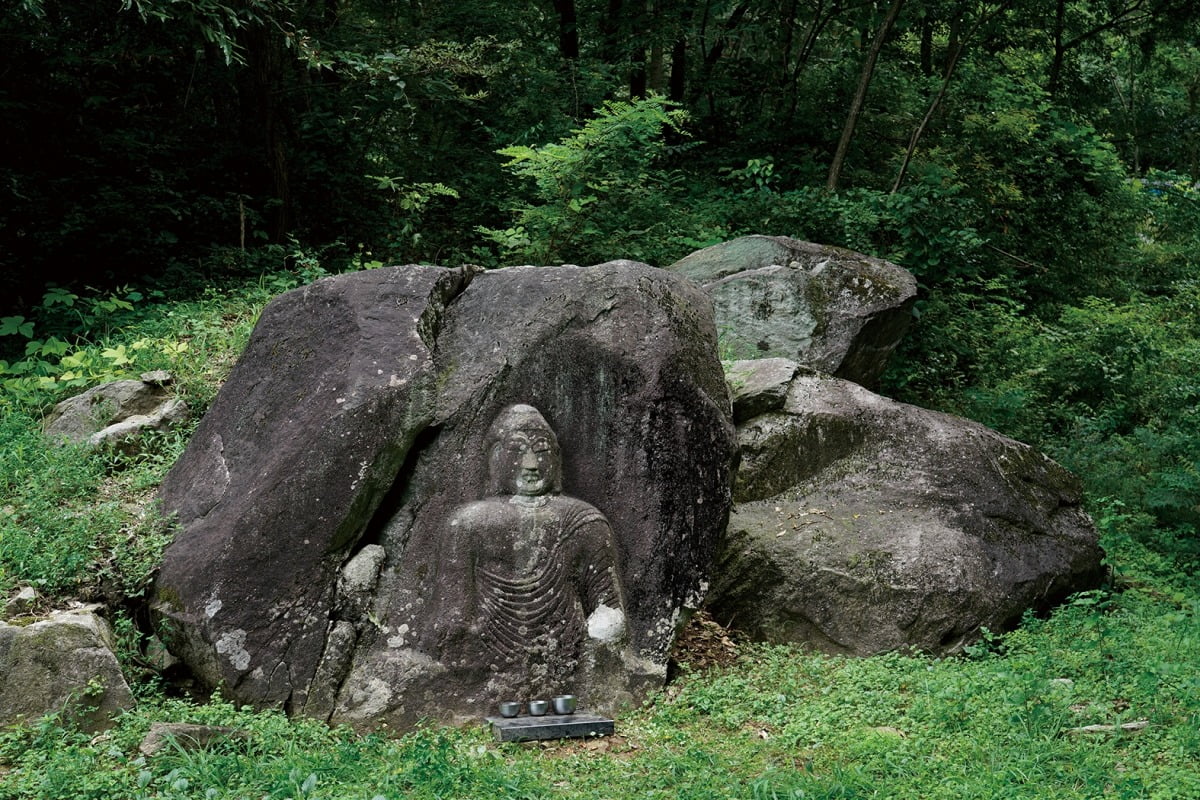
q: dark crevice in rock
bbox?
[352,423,443,560]
[416,264,483,350]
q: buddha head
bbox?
[485,404,563,497]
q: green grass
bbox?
[0,577,1197,798]
[0,277,276,601]
[1,268,1198,798]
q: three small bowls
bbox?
[499,694,577,718]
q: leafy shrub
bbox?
[887,280,1200,570]
[480,95,695,267]
[1129,170,1200,293]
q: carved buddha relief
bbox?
[434,404,627,696]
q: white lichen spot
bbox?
[387,624,411,648]
[348,677,395,718]
[389,375,407,387]
[650,606,682,638]
[336,397,346,404]
[215,629,252,671]
[587,604,626,643]
[204,598,223,619]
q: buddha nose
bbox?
[521,450,541,470]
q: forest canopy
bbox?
[3,0,1199,301]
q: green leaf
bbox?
[0,316,34,338]
[38,337,70,357]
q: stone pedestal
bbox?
[486,713,614,742]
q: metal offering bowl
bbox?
[552,695,577,715]
[498,701,522,718]
[527,699,550,716]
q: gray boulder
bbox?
[707,360,1104,656]
[668,236,917,388]
[138,722,248,756]
[43,371,187,450]
[724,357,799,423]
[0,609,134,731]
[153,262,736,729]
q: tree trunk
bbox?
[241,24,292,243]
[630,47,648,98]
[787,0,841,117]
[826,0,906,192]
[892,38,964,193]
[552,0,580,60]
[920,15,932,76]
[690,0,754,106]
[669,36,687,100]
[1188,82,1199,182]
[644,0,665,92]
[892,0,1012,192]
[600,0,624,63]
[1047,0,1067,97]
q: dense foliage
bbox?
[2,0,1200,797]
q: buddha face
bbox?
[485,405,563,496]
[505,430,557,496]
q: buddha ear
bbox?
[486,441,509,495]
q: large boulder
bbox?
[0,609,134,731]
[153,263,736,729]
[667,236,917,388]
[707,360,1104,656]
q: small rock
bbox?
[138,722,247,756]
[139,370,174,385]
[10,585,39,613]
[724,358,801,423]
[1065,720,1149,736]
[868,726,907,739]
[43,376,187,452]
[0,609,134,732]
[144,635,179,672]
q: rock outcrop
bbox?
[707,360,1105,656]
[43,371,187,451]
[0,609,134,731]
[667,236,917,388]
[153,262,736,728]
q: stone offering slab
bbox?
[486,713,614,742]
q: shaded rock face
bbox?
[43,371,187,451]
[153,262,736,729]
[706,360,1104,656]
[0,609,134,732]
[668,236,917,388]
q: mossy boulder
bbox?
[0,609,134,731]
[668,236,917,388]
[707,360,1105,656]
